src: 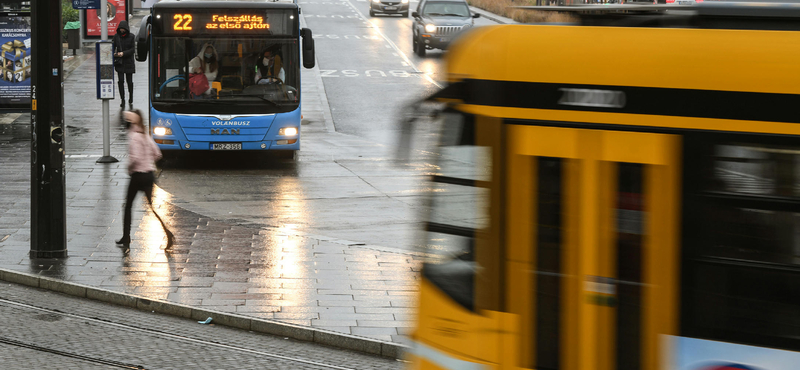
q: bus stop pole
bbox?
[97,0,118,164]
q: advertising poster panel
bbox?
[0,14,30,109]
[83,0,127,38]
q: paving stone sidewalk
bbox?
[0,15,421,345]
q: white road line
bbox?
[342,0,443,88]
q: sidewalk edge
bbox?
[0,267,408,359]
[300,12,336,133]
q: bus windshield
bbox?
[151,37,299,114]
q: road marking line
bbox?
[342,0,443,88]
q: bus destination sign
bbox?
[172,13,270,32]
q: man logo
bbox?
[211,128,240,135]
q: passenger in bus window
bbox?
[254,48,284,84]
[188,43,219,96]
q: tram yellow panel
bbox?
[600,131,676,165]
[449,25,800,95]
[415,280,504,365]
[508,125,579,159]
[505,151,534,263]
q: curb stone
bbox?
[0,267,408,359]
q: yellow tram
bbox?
[404,3,800,370]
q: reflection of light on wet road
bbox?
[124,185,174,297]
[417,59,438,77]
[254,177,311,307]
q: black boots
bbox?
[119,84,125,108]
[128,85,133,107]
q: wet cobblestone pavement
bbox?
[0,15,422,346]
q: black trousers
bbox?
[122,171,158,238]
[117,70,133,102]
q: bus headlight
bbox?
[279,127,298,136]
[153,127,172,136]
[425,24,437,33]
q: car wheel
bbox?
[415,36,426,57]
[369,9,375,16]
[402,11,409,17]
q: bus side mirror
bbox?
[135,15,150,62]
[301,28,315,69]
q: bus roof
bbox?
[154,0,298,8]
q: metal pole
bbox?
[79,10,85,47]
[97,0,118,164]
[30,0,67,258]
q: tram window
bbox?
[701,206,800,265]
[683,138,800,351]
[420,111,492,311]
[701,143,800,265]
[615,163,644,370]
[710,143,800,197]
[533,157,563,370]
[428,182,490,231]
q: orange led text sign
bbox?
[206,15,269,30]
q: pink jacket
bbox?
[127,129,162,174]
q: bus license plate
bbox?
[385,6,397,10]
[212,143,242,150]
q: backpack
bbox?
[189,73,209,96]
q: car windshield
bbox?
[422,1,470,17]
[151,37,299,114]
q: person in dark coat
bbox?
[113,20,136,108]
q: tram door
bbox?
[504,126,681,370]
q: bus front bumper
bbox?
[154,139,299,151]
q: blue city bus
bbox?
[136,0,315,157]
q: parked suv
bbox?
[412,0,479,57]
[370,0,410,17]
